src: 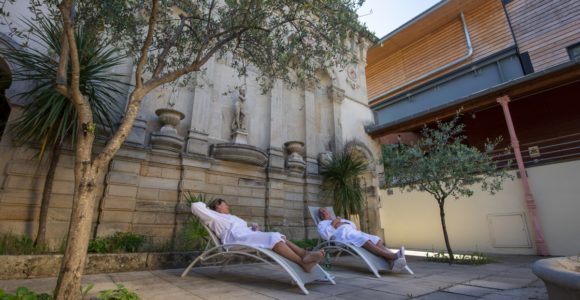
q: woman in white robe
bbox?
[191,199,324,272]
[317,207,407,273]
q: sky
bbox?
[357,0,442,39]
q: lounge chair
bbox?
[181,216,335,295]
[308,206,414,278]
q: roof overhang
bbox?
[367,60,580,138]
[367,0,481,65]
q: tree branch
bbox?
[58,0,87,113]
[135,0,159,89]
[54,33,69,97]
[152,15,186,79]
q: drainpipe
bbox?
[496,95,549,256]
[369,12,473,104]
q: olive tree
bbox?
[1,0,369,298]
[382,115,512,263]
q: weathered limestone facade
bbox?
[0,31,384,247]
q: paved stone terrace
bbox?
[0,254,548,299]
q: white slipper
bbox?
[391,257,407,273]
[397,246,406,259]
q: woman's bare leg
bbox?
[285,240,325,263]
[284,240,307,257]
[272,241,321,272]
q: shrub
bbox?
[0,284,141,300]
[0,287,53,300]
[174,192,212,251]
[95,284,140,300]
[291,239,319,250]
[88,232,146,253]
[0,234,50,255]
[425,250,491,265]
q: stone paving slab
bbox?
[444,284,502,297]
[0,254,548,299]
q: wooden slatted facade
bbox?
[367,0,580,257]
[367,0,514,104]
[506,0,580,72]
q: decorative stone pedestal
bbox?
[211,143,268,166]
[124,115,148,147]
[284,141,306,173]
[232,129,248,145]
[186,129,209,156]
[151,108,185,152]
[318,151,333,166]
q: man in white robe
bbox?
[317,207,407,273]
[192,199,324,272]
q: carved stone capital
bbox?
[328,86,345,104]
[496,95,511,106]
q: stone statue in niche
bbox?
[231,87,247,131]
[230,86,248,144]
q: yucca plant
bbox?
[320,150,368,220]
[177,192,213,251]
[0,16,127,246]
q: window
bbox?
[567,42,580,60]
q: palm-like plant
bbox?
[0,17,127,245]
[320,150,368,219]
[178,192,213,251]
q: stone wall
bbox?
[0,141,331,246]
[0,30,384,247]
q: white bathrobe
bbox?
[317,219,380,247]
[191,202,284,249]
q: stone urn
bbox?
[532,256,580,300]
[284,141,306,173]
[151,108,186,152]
[156,108,185,134]
[285,141,304,155]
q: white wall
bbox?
[379,160,580,256]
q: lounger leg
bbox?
[404,265,414,275]
[181,255,204,277]
[297,283,309,295]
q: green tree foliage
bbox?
[320,150,368,219]
[382,115,512,263]
[1,1,370,298]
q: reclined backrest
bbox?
[190,210,223,248]
[308,206,337,225]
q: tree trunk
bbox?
[53,150,100,300]
[52,87,145,299]
[35,142,61,246]
[438,199,454,264]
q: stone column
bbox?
[265,80,286,229]
[269,80,286,148]
[187,81,212,156]
[302,86,319,238]
[328,86,345,152]
[304,87,317,159]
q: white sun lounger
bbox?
[181,215,335,295]
[308,206,414,278]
